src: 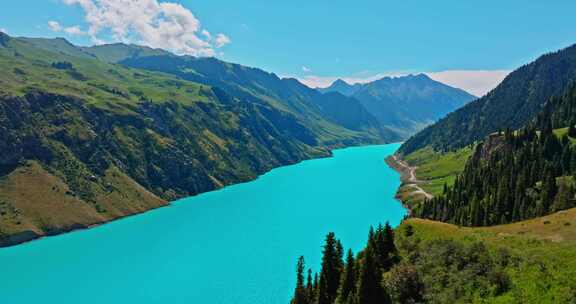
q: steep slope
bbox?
[321,75,476,138]
[83,44,399,143]
[0,33,389,246]
[408,84,576,228]
[399,43,576,155]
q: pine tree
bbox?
[292,256,308,304]
[354,247,390,304]
[376,222,397,270]
[335,249,356,304]
[316,233,342,304]
[306,269,314,303]
[540,169,558,215]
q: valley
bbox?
[2,2,576,303]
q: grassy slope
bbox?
[103,48,389,144]
[399,208,576,303]
[0,161,166,245]
[0,37,215,109]
[26,38,386,145]
[395,146,473,205]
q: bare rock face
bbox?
[478,133,508,161]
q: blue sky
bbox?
[1,0,576,95]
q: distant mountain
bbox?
[318,79,362,96]
[84,44,398,142]
[0,33,395,246]
[320,74,476,138]
[399,43,576,155]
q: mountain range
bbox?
[81,42,475,140]
[319,74,476,137]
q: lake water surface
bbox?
[0,143,406,304]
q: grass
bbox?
[0,36,216,112]
[403,145,473,196]
[553,127,576,145]
[399,208,576,303]
[0,160,166,245]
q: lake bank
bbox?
[0,144,406,304]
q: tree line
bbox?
[291,223,397,304]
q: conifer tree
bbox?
[306,269,314,303]
[316,233,342,304]
[354,247,390,304]
[335,249,356,304]
[292,256,308,304]
[541,169,558,214]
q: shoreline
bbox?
[385,154,433,210]
[1,141,397,249]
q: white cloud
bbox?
[214,33,231,48]
[58,0,231,57]
[0,28,6,34]
[302,66,312,73]
[48,20,86,36]
[296,70,510,96]
[63,25,86,36]
[48,20,62,32]
[426,70,511,97]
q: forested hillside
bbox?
[414,84,576,226]
[399,43,576,155]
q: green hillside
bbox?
[0,33,391,246]
[395,146,473,206]
[85,44,398,143]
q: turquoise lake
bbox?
[0,143,406,304]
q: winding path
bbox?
[391,155,433,200]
